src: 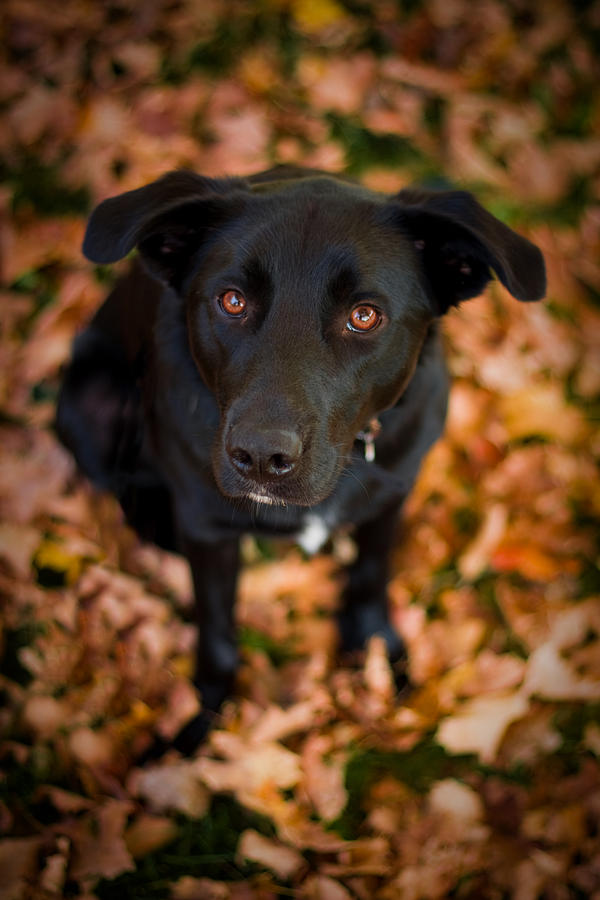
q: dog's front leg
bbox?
[338,505,406,676]
[172,536,240,754]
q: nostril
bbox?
[230,447,253,474]
[268,452,294,476]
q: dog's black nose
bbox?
[227,428,302,481]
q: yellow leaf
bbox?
[291,0,347,32]
[34,539,82,584]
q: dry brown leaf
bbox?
[171,877,230,900]
[299,874,353,899]
[68,799,134,883]
[0,836,43,900]
[301,733,347,823]
[247,700,330,745]
[500,382,590,445]
[363,635,395,702]
[129,759,210,818]
[322,836,391,877]
[124,814,179,859]
[0,522,40,579]
[436,691,530,762]
[460,650,526,696]
[237,829,304,880]
[38,836,69,896]
[458,503,507,579]
[298,54,376,115]
[0,429,73,523]
[4,218,85,283]
[522,643,600,701]
[68,726,116,768]
[22,694,71,740]
[39,786,93,815]
[428,779,485,826]
[197,738,301,800]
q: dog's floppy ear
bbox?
[387,189,546,313]
[83,171,245,289]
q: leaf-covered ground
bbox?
[1,1,600,898]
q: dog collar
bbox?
[356,417,381,462]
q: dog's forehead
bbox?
[256,178,381,240]
[232,180,391,279]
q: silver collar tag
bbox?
[356,418,381,463]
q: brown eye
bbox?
[219,290,247,317]
[347,304,381,333]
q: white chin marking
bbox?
[246,491,276,506]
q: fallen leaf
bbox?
[491,542,580,580]
[124,814,178,858]
[129,759,210,818]
[68,800,134,882]
[363,635,395,702]
[522,643,600,701]
[428,779,485,825]
[197,738,302,813]
[291,0,349,34]
[299,874,354,899]
[321,836,391,876]
[171,877,230,900]
[500,382,590,445]
[237,829,304,880]
[0,836,43,900]
[301,733,348,823]
[0,523,40,579]
[436,692,530,762]
[68,726,115,768]
[22,694,70,740]
[33,539,82,585]
[248,699,331,745]
[38,836,69,896]
[458,503,508,579]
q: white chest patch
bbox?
[296,514,330,555]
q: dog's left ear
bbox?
[82,171,246,290]
[386,189,546,313]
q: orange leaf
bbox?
[491,543,579,581]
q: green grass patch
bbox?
[95,796,280,900]
[327,114,434,176]
[0,623,45,686]
[332,737,474,838]
[2,158,90,217]
[238,625,297,667]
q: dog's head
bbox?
[83,168,545,508]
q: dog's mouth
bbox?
[216,459,339,510]
[245,489,286,507]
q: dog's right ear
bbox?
[83,171,245,290]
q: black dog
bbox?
[56,166,545,752]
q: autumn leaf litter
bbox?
[1,1,600,898]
